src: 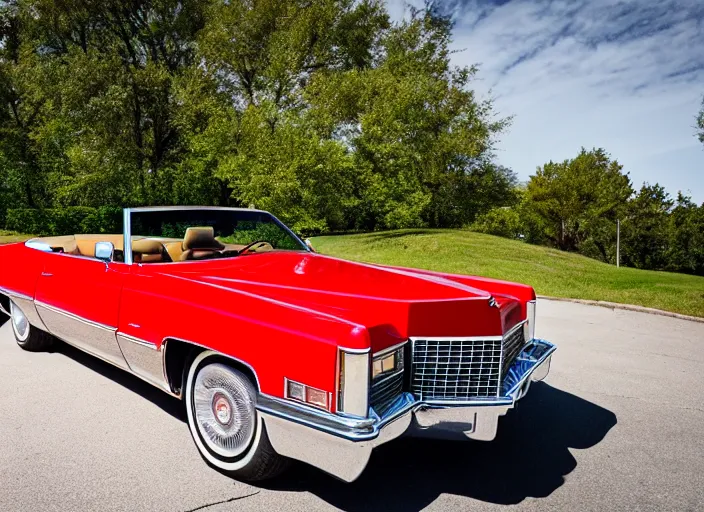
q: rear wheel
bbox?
[184,351,289,481]
[10,300,53,352]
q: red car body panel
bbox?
[0,241,534,410]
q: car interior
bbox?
[26,227,250,263]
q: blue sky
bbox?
[388,0,704,203]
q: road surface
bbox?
[1,299,703,511]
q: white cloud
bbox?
[386,0,704,202]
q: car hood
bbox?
[155,252,526,352]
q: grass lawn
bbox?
[0,230,32,244]
[311,229,704,318]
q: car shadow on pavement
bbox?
[263,382,617,511]
[40,335,617,510]
[55,341,186,421]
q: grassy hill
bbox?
[311,229,704,318]
[0,231,33,244]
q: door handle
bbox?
[41,272,53,277]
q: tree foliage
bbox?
[473,148,704,276]
[0,0,510,234]
[523,148,632,258]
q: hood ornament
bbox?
[488,296,499,308]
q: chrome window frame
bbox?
[123,206,310,265]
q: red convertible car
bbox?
[0,207,555,482]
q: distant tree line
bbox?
[472,148,704,276]
[0,1,702,275]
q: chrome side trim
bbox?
[0,287,33,302]
[116,333,172,393]
[0,288,48,331]
[118,332,158,349]
[35,301,116,332]
[34,301,129,370]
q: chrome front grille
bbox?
[410,338,502,400]
[370,370,404,415]
[502,325,526,377]
[409,323,528,401]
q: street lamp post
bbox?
[616,219,620,268]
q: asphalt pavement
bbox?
[1,299,703,512]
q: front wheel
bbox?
[185,351,289,481]
[10,300,53,352]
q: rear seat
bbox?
[164,242,184,262]
[28,234,175,263]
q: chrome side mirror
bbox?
[95,241,114,262]
[304,238,316,253]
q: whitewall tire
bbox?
[184,350,289,481]
[10,300,53,352]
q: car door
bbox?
[34,251,130,370]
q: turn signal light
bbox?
[285,379,329,410]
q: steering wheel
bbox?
[238,240,274,255]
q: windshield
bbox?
[127,208,306,264]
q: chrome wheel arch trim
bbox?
[161,336,262,398]
[0,287,48,331]
[0,294,10,317]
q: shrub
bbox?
[470,207,524,239]
[6,207,123,236]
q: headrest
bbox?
[132,239,164,255]
[182,227,225,251]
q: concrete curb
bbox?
[537,295,704,324]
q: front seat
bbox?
[180,226,225,261]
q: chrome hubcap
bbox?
[213,394,233,425]
[193,364,255,458]
[10,301,29,341]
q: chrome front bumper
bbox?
[257,339,556,482]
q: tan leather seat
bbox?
[74,234,124,257]
[180,227,224,261]
[164,242,184,262]
[132,239,166,263]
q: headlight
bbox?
[372,344,405,381]
[336,349,370,417]
[524,300,536,341]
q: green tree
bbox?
[666,193,704,275]
[620,184,673,270]
[0,1,51,214]
[0,0,511,235]
[524,148,633,260]
[308,6,509,229]
[2,0,209,207]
